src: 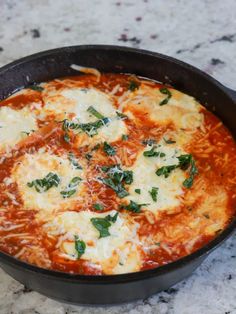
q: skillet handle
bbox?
[224,86,236,103]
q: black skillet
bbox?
[0,45,235,305]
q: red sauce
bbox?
[0,73,235,275]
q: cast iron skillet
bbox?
[0,45,235,305]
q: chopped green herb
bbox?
[135,188,141,194]
[128,80,139,91]
[91,212,118,238]
[156,153,198,188]
[101,165,111,172]
[64,132,70,143]
[60,177,82,198]
[163,137,176,144]
[203,213,210,219]
[74,236,86,259]
[92,144,100,151]
[149,187,159,202]
[183,158,198,188]
[99,165,133,198]
[142,139,156,146]
[87,106,105,120]
[85,153,92,161]
[103,142,116,156]
[122,134,129,141]
[93,203,104,211]
[79,119,110,137]
[116,111,128,120]
[143,146,159,157]
[101,177,129,198]
[27,172,60,193]
[62,119,78,132]
[177,154,192,170]
[28,85,44,92]
[159,87,172,106]
[123,171,133,184]
[159,152,166,157]
[106,212,119,223]
[68,152,82,169]
[101,165,133,184]
[155,242,161,246]
[156,165,177,178]
[120,200,149,213]
[61,118,110,138]
[178,154,198,188]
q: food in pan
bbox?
[0,68,235,275]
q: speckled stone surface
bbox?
[0,1,236,313]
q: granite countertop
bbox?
[0,0,236,313]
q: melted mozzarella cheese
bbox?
[125,145,186,214]
[42,87,127,142]
[0,107,37,150]
[44,210,141,274]
[124,84,204,130]
[11,152,86,220]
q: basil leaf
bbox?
[92,143,100,151]
[78,118,109,137]
[74,236,86,259]
[116,111,128,120]
[62,118,109,138]
[128,80,139,91]
[142,139,157,146]
[123,170,133,185]
[68,152,82,169]
[121,200,149,213]
[87,106,105,120]
[28,85,44,92]
[182,158,198,188]
[85,153,93,160]
[64,133,70,143]
[103,142,116,156]
[122,134,129,141]
[177,154,192,170]
[99,165,133,198]
[27,172,60,193]
[149,187,158,202]
[143,146,159,157]
[91,217,112,238]
[60,177,82,198]
[135,188,141,194]
[156,165,177,178]
[106,212,119,223]
[163,137,176,144]
[91,212,119,238]
[93,203,104,211]
[156,153,198,188]
[101,177,129,198]
[159,88,172,106]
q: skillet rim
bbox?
[0,44,235,283]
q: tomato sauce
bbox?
[0,73,235,275]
